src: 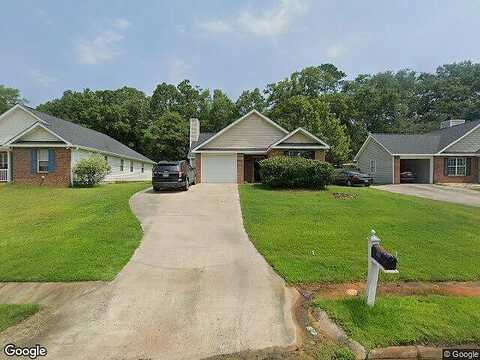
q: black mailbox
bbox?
[371,244,397,270]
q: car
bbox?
[152,160,195,191]
[400,171,416,183]
[334,168,373,186]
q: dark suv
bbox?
[152,161,195,191]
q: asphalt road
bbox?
[0,184,297,360]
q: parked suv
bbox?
[152,160,195,191]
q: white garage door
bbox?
[202,153,237,183]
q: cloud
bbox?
[74,19,131,65]
[237,0,308,36]
[198,0,308,37]
[112,18,131,30]
[167,59,191,84]
[30,70,58,87]
[326,44,348,59]
[198,20,232,34]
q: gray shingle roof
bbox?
[190,132,216,150]
[22,106,154,163]
[371,119,480,154]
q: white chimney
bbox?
[440,119,465,129]
[190,118,200,146]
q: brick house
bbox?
[0,104,155,186]
[354,119,480,184]
[188,110,330,183]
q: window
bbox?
[120,159,124,171]
[130,160,134,172]
[446,157,466,176]
[284,150,315,159]
[37,149,49,173]
[0,152,7,170]
[369,160,376,174]
[141,162,144,173]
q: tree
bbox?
[236,88,266,115]
[204,89,238,132]
[144,111,189,161]
[270,95,350,163]
[0,85,25,114]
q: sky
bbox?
[2,0,480,106]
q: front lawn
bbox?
[239,185,480,283]
[314,296,480,349]
[0,183,149,281]
[0,304,40,333]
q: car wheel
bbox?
[346,179,352,186]
[153,186,160,192]
[184,179,189,191]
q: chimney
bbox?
[190,118,200,146]
[440,119,465,129]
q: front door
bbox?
[253,156,266,183]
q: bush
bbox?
[259,156,334,190]
[73,155,111,186]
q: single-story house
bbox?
[354,119,480,184]
[189,110,330,183]
[0,104,155,186]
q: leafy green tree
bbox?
[236,88,266,115]
[204,89,238,132]
[0,85,26,114]
[270,95,350,163]
[144,111,189,161]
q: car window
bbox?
[154,164,179,172]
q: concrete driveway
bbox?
[0,184,297,360]
[375,184,480,207]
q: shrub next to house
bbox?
[259,156,334,189]
[73,155,111,186]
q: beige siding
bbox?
[357,138,393,184]
[203,113,286,149]
[18,126,61,142]
[72,148,152,182]
[280,131,316,144]
[444,126,480,153]
[0,107,37,144]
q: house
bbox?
[0,104,155,186]
[189,110,330,183]
[354,119,480,184]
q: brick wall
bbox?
[195,153,201,183]
[236,154,244,183]
[267,149,282,157]
[394,156,400,184]
[434,156,479,183]
[12,148,71,186]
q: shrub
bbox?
[259,156,334,190]
[73,155,111,187]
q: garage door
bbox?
[202,154,237,183]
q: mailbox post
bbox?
[366,230,398,306]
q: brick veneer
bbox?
[394,156,401,184]
[434,156,479,183]
[195,153,202,183]
[12,148,71,186]
[236,154,244,183]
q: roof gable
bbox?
[193,110,288,151]
[0,105,42,145]
[270,128,330,149]
[7,122,67,144]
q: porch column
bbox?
[236,154,244,183]
[393,156,400,184]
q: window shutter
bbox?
[31,149,37,174]
[48,149,56,172]
[443,158,448,176]
[466,158,471,176]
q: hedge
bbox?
[259,156,335,190]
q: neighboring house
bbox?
[0,104,155,186]
[189,110,330,183]
[354,119,480,184]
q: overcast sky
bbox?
[2,0,479,106]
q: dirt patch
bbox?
[332,192,358,200]
[300,281,480,299]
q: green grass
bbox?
[314,296,480,349]
[239,185,480,283]
[0,182,149,282]
[0,304,40,332]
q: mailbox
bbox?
[371,244,397,270]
